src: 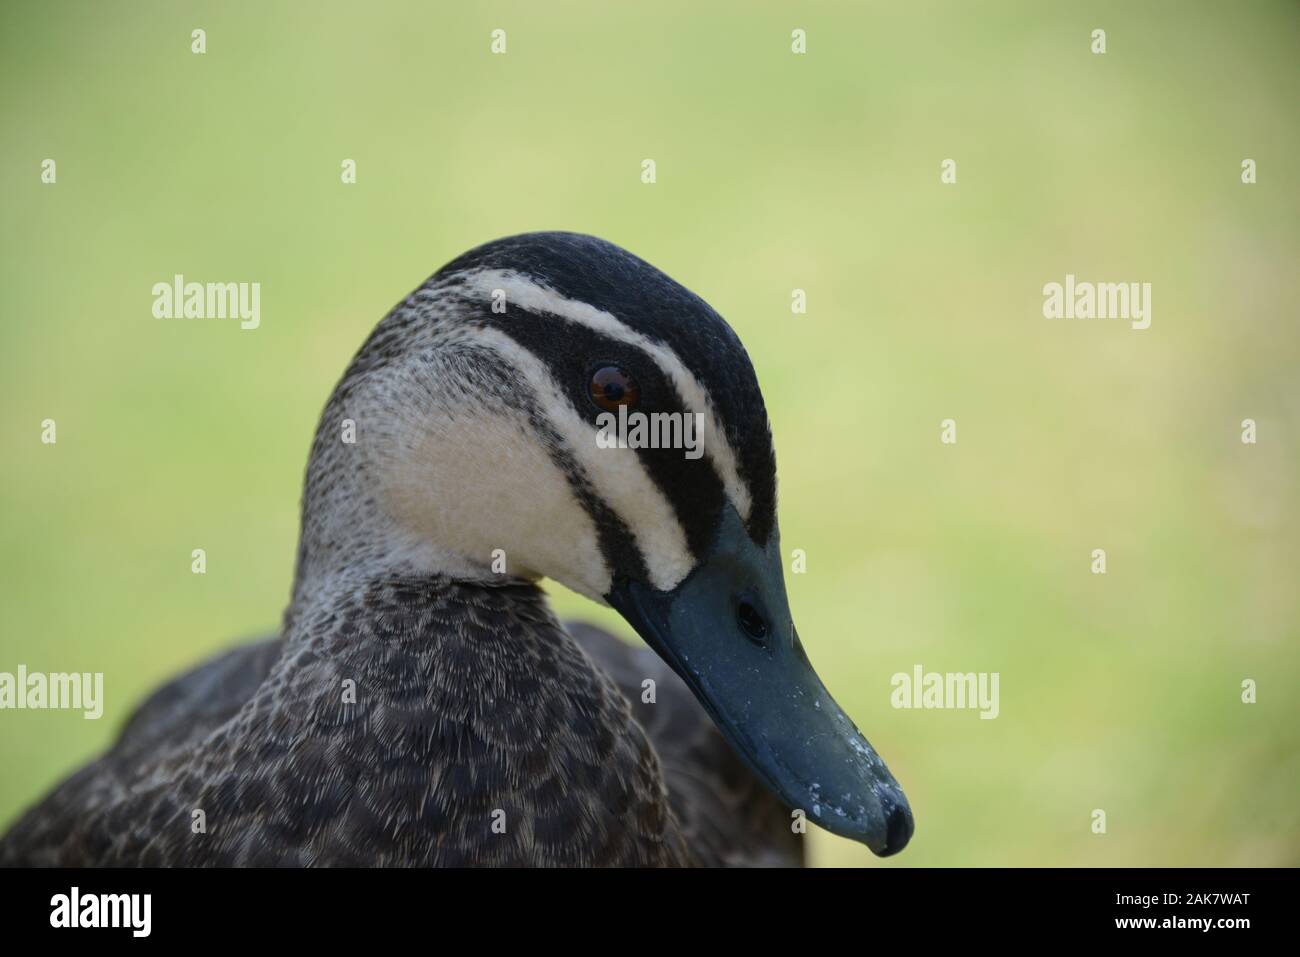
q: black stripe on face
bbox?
[447,343,651,588]
[460,304,729,573]
[434,233,778,546]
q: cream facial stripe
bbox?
[457,268,754,522]
[465,324,695,592]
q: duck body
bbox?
[3,578,795,866]
[1,232,909,866]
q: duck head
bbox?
[301,231,913,856]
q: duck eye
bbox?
[590,366,640,413]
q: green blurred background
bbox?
[2,1,1297,866]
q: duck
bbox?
[0,232,913,866]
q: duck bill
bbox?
[607,506,913,857]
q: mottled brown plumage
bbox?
[1,580,798,866]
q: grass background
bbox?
[1,0,1297,866]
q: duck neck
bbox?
[271,571,686,865]
[288,381,512,609]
